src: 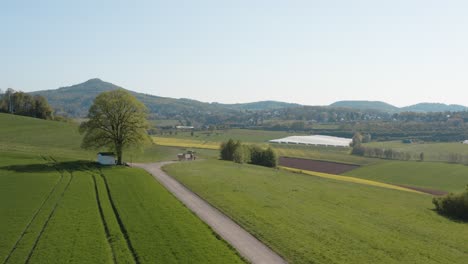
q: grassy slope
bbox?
[0,113,92,159]
[165,160,468,264]
[102,167,244,264]
[345,161,468,192]
[0,114,243,263]
[93,174,136,263]
[280,166,424,194]
[273,144,375,165]
[28,172,113,264]
[0,155,60,262]
[0,113,203,163]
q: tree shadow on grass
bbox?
[0,160,100,174]
[428,208,468,223]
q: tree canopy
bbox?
[79,89,150,165]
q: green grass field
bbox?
[4,112,468,263]
[165,160,468,264]
[158,128,303,143]
[0,113,214,163]
[0,113,243,263]
[0,153,243,263]
[27,171,113,263]
[344,160,468,192]
[273,144,375,165]
[153,127,375,165]
[102,166,243,263]
[364,141,468,162]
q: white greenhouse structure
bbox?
[269,135,352,147]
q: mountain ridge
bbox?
[28,79,468,120]
[330,100,468,113]
[29,79,301,121]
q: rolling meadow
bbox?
[2,112,468,263]
[0,113,244,264]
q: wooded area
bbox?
[0,88,53,120]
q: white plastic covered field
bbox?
[269,135,352,147]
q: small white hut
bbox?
[462,140,468,144]
[97,152,116,165]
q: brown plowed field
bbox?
[279,157,359,174]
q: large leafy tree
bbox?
[79,90,150,165]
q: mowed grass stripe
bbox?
[3,170,64,264]
[99,172,140,264]
[279,166,425,195]
[102,167,244,264]
[4,172,72,264]
[344,160,468,192]
[0,153,60,261]
[92,175,116,264]
[27,172,113,263]
[92,173,136,264]
[24,173,74,264]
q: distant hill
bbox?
[330,101,400,112]
[330,100,468,113]
[402,103,468,113]
[30,79,299,124]
[31,78,120,117]
[30,79,468,126]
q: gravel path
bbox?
[132,162,287,264]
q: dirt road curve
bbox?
[132,162,287,264]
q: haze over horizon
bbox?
[2,1,468,107]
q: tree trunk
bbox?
[116,145,123,165]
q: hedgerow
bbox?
[433,186,468,221]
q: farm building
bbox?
[97,152,116,165]
[177,150,196,161]
[463,140,468,144]
[269,135,352,147]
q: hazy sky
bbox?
[1,0,468,106]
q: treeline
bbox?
[338,121,468,142]
[220,139,277,167]
[0,88,53,120]
[350,132,424,161]
[351,145,424,161]
[150,103,468,131]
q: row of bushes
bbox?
[220,139,277,167]
[351,145,424,161]
[433,186,468,221]
[353,145,468,165]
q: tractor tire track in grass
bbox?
[99,170,140,264]
[92,172,136,264]
[92,174,116,263]
[2,164,64,264]
[23,172,74,264]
